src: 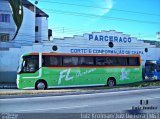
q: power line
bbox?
[3,24,157,38]
[44,9,160,25]
[2,20,156,38]
[32,0,160,17]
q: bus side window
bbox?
[43,56,62,66]
[117,57,127,66]
[128,57,139,66]
[63,56,78,66]
[42,56,45,66]
[79,57,94,66]
[79,57,86,65]
[72,57,78,66]
[95,57,112,66]
[50,56,58,66]
[105,57,113,66]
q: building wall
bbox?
[14,7,35,46]
[36,17,48,42]
[0,1,16,41]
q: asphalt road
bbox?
[0,88,160,119]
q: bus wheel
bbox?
[107,78,116,87]
[35,80,47,90]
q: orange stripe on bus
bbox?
[42,53,140,57]
[45,66,140,68]
[28,52,140,58]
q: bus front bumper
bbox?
[145,75,157,80]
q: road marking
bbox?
[17,105,89,112]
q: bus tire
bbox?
[35,80,47,90]
[107,77,116,87]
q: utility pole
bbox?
[34,1,38,43]
[157,32,160,39]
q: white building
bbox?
[0,0,49,48]
[0,1,160,83]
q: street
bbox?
[0,88,160,114]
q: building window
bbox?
[0,14,10,22]
[0,33,10,41]
[109,42,114,48]
[35,26,38,32]
[145,48,148,52]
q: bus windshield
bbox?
[157,64,160,72]
[20,55,39,73]
[145,63,156,73]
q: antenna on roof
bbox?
[157,32,160,39]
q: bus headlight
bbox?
[153,76,158,80]
[145,76,148,80]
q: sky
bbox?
[30,0,160,40]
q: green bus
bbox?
[17,52,142,89]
